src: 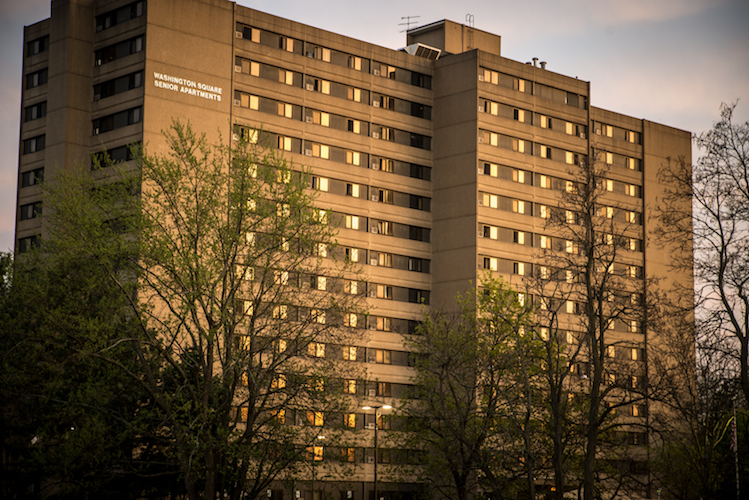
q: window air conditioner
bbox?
[232,133,239,141]
[580,132,586,139]
[370,259,378,266]
[478,230,484,237]
[371,162,379,170]
[304,149,313,156]
[368,291,377,298]
[234,65,242,73]
[478,74,485,82]
[373,69,380,76]
[366,423,376,430]
[478,137,484,143]
[371,195,379,202]
[234,100,241,106]
[370,227,379,234]
[305,83,314,91]
[372,132,380,139]
[367,456,376,463]
[478,167,484,174]
[305,116,313,123]
[372,101,380,108]
[478,106,484,112]
[367,389,376,397]
[235,31,243,39]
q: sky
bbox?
[1,0,748,253]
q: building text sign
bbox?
[153,72,222,102]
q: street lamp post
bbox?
[362,405,391,500]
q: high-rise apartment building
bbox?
[15,0,692,497]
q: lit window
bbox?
[348,87,361,102]
[607,346,615,357]
[513,138,525,153]
[515,109,525,122]
[345,215,359,230]
[343,346,357,361]
[627,211,637,224]
[345,313,358,328]
[566,210,575,224]
[566,181,574,193]
[349,55,361,70]
[346,183,360,197]
[565,122,574,135]
[314,310,326,324]
[277,102,292,118]
[344,413,356,427]
[566,332,574,344]
[480,193,498,209]
[489,132,498,146]
[566,301,575,314]
[540,115,550,128]
[514,262,525,275]
[278,136,292,151]
[513,200,525,214]
[513,170,525,183]
[606,179,614,191]
[565,151,575,164]
[540,145,551,159]
[307,411,324,426]
[317,243,327,257]
[273,305,288,319]
[316,276,327,291]
[630,348,639,360]
[346,247,359,262]
[540,328,549,340]
[566,270,574,283]
[277,203,290,217]
[565,241,576,254]
[606,152,613,164]
[514,231,525,245]
[483,257,498,271]
[540,236,549,249]
[539,175,549,188]
[346,280,358,294]
[629,320,638,333]
[311,176,328,191]
[606,125,613,137]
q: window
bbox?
[513,231,525,244]
[347,119,361,134]
[92,107,142,135]
[345,247,359,262]
[311,176,328,191]
[606,152,614,165]
[513,78,527,93]
[514,108,526,122]
[308,342,326,358]
[377,253,393,267]
[343,346,357,361]
[96,1,144,31]
[24,101,46,121]
[539,235,549,249]
[312,143,329,158]
[480,193,498,208]
[512,200,526,214]
[95,35,144,66]
[349,55,361,70]
[18,235,40,253]
[369,349,391,364]
[480,162,498,177]
[347,87,361,102]
[346,183,360,198]
[314,310,326,324]
[539,175,550,188]
[278,69,294,85]
[26,68,48,89]
[377,220,393,235]
[540,145,551,159]
[27,35,49,56]
[376,284,392,299]
[19,202,42,221]
[272,305,288,319]
[376,317,392,331]
[345,311,359,327]
[313,276,327,291]
[344,413,356,428]
[342,378,357,395]
[540,115,550,128]
[512,170,525,183]
[606,179,614,192]
[21,168,44,187]
[630,347,639,360]
[539,205,549,219]
[22,135,45,154]
[629,320,639,333]
[307,411,324,426]
[279,36,294,52]
[513,262,526,275]
[480,68,498,84]
[512,138,525,153]
[94,70,143,100]
[480,224,498,240]
[316,243,327,257]
[345,215,360,230]
[377,382,392,397]
[483,257,498,271]
[345,280,358,295]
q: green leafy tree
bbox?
[397,276,541,500]
[36,122,364,499]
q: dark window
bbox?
[18,235,40,253]
[19,202,42,221]
[91,143,139,169]
[409,163,431,181]
[93,107,142,135]
[94,70,144,100]
[22,135,45,154]
[24,101,47,122]
[95,36,144,66]
[408,289,430,305]
[26,68,48,89]
[21,168,44,187]
[410,133,431,150]
[408,226,429,242]
[410,101,431,119]
[96,1,145,32]
[411,71,431,89]
[27,35,49,56]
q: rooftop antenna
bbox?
[399,16,421,33]
[465,14,474,50]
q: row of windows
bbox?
[480,129,585,165]
[479,255,532,276]
[24,101,46,122]
[234,90,431,150]
[310,175,430,211]
[336,212,430,242]
[234,126,431,181]
[93,106,142,135]
[27,35,49,57]
[480,97,587,138]
[479,221,643,255]
[96,1,145,32]
[94,70,143,100]
[234,57,432,119]
[91,143,139,168]
[235,24,432,89]
[593,121,641,145]
[18,235,40,253]
[595,148,642,171]
[480,67,587,109]
[95,35,144,67]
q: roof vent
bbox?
[402,42,441,60]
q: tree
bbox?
[528,152,648,500]
[398,276,541,500]
[656,102,749,404]
[38,122,364,499]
